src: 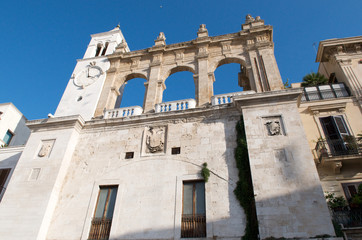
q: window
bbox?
[172,147,181,155]
[125,152,134,159]
[342,182,362,201]
[88,186,118,240]
[101,42,109,56]
[181,181,206,238]
[95,44,102,57]
[0,168,11,201]
[320,116,351,155]
[3,130,14,145]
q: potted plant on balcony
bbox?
[301,72,328,87]
[325,192,347,211]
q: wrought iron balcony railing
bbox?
[315,137,361,159]
[181,214,206,238]
[88,217,112,240]
[332,209,362,228]
[301,83,350,102]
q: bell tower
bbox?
[54,26,129,121]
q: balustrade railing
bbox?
[301,83,350,102]
[88,218,112,240]
[315,137,361,159]
[181,214,206,238]
[155,99,196,113]
[211,90,256,105]
[104,106,143,119]
[332,209,362,228]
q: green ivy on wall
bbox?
[234,116,259,239]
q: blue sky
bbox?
[0,0,361,120]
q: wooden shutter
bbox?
[0,168,11,195]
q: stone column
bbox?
[247,50,264,92]
[143,64,165,113]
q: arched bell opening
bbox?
[114,73,148,109]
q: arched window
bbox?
[101,42,109,56]
[213,58,250,96]
[114,76,147,109]
[163,67,195,102]
[95,43,103,57]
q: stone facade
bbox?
[0,16,343,240]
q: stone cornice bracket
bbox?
[150,52,163,66]
[26,115,85,133]
[241,14,265,31]
[196,44,209,59]
[220,41,232,55]
[157,80,166,90]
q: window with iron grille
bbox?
[88,186,118,240]
[181,181,206,238]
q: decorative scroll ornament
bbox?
[145,126,165,153]
[265,120,281,136]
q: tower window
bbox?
[101,42,109,56]
[172,147,181,155]
[95,43,103,57]
[125,152,134,159]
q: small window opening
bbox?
[125,152,134,159]
[95,44,102,57]
[3,130,14,145]
[77,96,83,102]
[101,42,109,56]
[172,147,181,155]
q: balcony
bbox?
[88,217,112,240]
[155,99,196,113]
[211,90,256,105]
[104,106,143,119]
[301,83,350,102]
[181,214,206,238]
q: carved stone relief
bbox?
[142,126,166,155]
[263,116,284,136]
[38,140,55,158]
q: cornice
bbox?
[233,88,302,109]
[26,115,85,132]
[0,145,25,154]
[85,104,239,131]
[316,36,362,62]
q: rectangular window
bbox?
[0,168,11,201]
[342,182,362,201]
[320,116,352,155]
[3,130,14,145]
[181,181,206,238]
[88,186,118,240]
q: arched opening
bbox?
[213,58,250,95]
[95,43,103,57]
[162,66,195,102]
[114,73,147,109]
[101,42,109,56]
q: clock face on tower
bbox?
[74,62,104,88]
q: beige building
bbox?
[294,36,362,238]
[0,16,343,240]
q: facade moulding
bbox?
[0,146,25,153]
[233,88,302,109]
[84,104,239,131]
[26,115,85,132]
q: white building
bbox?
[0,16,342,240]
[0,103,30,202]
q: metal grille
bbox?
[332,209,362,228]
[315,138,360,158]
[88,218,112,240]
[181,214,206,238]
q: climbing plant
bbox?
[234,116,259,239]
[201,162,210,182]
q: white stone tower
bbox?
[54,26,129,121]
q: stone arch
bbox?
[212,57,252,91]
[162,65,196,82]
[114,72,148,109]
[161,65,196,102]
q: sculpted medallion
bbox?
[263,116,284,136]
[142,126,166,155]
[38,140,55,158]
